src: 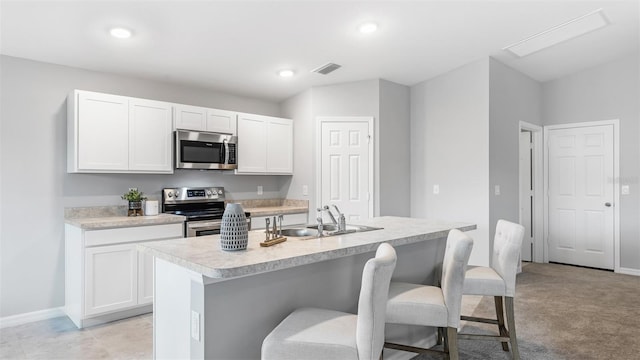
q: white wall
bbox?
[488,58,542,245]
[379,80,411,217]
[0,55,285,317]
[410,59,491,266]
[542,52,640,270]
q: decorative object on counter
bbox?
[145,200,159,216]
[260,214,287,247]
[121,188,147,217]
[220,203,249,251]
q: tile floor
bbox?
[0,313,152,359]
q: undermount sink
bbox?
[306,224,384,233]
[279,228,319,237]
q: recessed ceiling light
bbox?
[278,69,295,78]
[503,9,609,57]
[359,22,378,34]
[110,27,133,39]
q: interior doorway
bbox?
[519,122,543,263]
[316,117,374,222]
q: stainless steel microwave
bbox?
[175,130,237,170]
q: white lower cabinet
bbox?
[65,222,183,328]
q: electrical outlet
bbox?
[191,311,200,341]
[257,186,263,195]
[302,185,308,196]
[433,184,439,195]
[621,185,630,195]
[495,185,501,196]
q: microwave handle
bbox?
[223,139,229,165]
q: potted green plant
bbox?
[121,188,147,216]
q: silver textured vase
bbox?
[220,203,248,251]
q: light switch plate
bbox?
[302,185,308,196]
[191,311,200,341]
[495,185,501,196]
[621,185,630,195]
[433,184,439,195]
[257,186,263,195]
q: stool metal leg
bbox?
[494,296,509,351]
[505,296,520,360]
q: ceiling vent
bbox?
[311,62,342,75]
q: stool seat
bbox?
[386,282,447,327]
[262,307,358,360]
[463,266,506,296]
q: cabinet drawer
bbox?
[85,223,183,247]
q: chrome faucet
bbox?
[317,205,338,225]
[316,216,324,237]
[317,205,347,232]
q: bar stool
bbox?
[459,219,524,359]
[384,229,474,360]
[261,243,397,360]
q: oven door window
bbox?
[180,140,224,163]
[194,228,220,236]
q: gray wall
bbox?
[410,59,491,266]
[0,55,285,317]
[542,52,640,270]
[488,58,542,245]
[379,80,411,217]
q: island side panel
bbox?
[197,238,446,359]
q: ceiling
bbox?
[1,1,638,102]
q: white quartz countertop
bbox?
[138,216,476,279]
[66,213,186,230]
[244,205,308,217]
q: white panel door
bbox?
[519,131,533,261]
[84,244,138,316]
[77,92,129,170]
[129,99,173,172]
[206,109,237,135]
[174,104,207,131]
[548,125,614,269]
[237,114,267,173]
[321,121,371,222]
[266,118,293,174]
[138,251,154,305]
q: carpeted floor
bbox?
[413,262,640,360]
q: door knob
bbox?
[605,202,612,207]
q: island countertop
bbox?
[138,216,476,279]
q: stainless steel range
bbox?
[162,186,250,237]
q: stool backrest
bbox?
[492,220,525,297]
[356,243,397,360]
[441,229,473,328]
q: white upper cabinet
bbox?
[68,90,173,174]
[236,113,293,175]
[129,98,173,172]
[75,91,129,171]
[175,104,237,135]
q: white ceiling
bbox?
[1,1,638,102]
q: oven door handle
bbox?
[187,221,222,230]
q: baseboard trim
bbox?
[617,267,640,276]
[0,307,65,329]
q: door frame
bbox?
[315,116,375,218]
[519,121,544,263]
[543,119,620,272]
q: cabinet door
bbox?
[174,104,207,131]
[138,251,154,305]
[237,114,267,173]
[206,109,237,135]
[266,118,293,174]
[129,99,173,173]
[85,244,138,316]
[77,91,129,171]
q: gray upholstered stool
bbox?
[384,229,474,360]
[459,219,524,360]
[261,243,397,360]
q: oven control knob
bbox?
[206,191,212,196]
[167,191,174,198]
[175,191,180,197]
[217,189,223,195]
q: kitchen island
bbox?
[139,216,475,359]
